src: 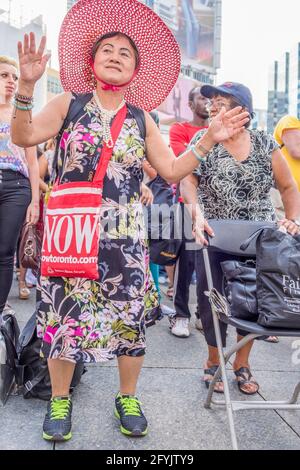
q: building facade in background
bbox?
[140,0,222,122]
[268,43,300,132]
[0,11,47,111]
[47,67,63,102]
[141,1,221,80]
[252,109,267,131]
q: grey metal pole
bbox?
[202,247,239,450]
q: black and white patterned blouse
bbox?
[190,129,279,221]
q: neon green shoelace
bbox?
[50,398,71,420]
[119,396,141,417]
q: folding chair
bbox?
[202,219,300,450]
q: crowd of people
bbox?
[0,0,300,444]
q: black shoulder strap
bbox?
[127,103,146,141]
[51,92,93,181]
[22,368,48,395]
[62,92,93,132]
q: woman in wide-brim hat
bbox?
[11,0,249,443]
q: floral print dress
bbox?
[37,96,159,363]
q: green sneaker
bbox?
[42,396,72,442]
[114,392,148,437]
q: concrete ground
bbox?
[1,278,300,450]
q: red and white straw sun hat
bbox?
[58,0,181,111]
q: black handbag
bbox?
[221,259,258,322]
[146,176,182,265]
[0,309,20,404]
[16,312,86,400]
[255,228,300,329]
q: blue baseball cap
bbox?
[201,82,254,117]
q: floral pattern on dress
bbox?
[37,96,160,363]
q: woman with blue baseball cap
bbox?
[181,82,300,395]
[201,82,255,118]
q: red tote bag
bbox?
[41,104,127,279]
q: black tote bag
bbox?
[146,176,182,265]
[256,228,300,328]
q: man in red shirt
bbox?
[169,86,209,337]
[170,86,209,157]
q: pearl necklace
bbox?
[93,91,125,148]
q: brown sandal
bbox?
[19,281,30,300]
[234,367,259,395]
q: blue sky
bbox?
[1,0,300,109]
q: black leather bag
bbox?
[255,228,300,329]
[146,176,182,266]
[0,309,20,404]
[221,259,258,321]
[16,313,86,400]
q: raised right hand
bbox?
[207,106,250,143]
[17,32,51,86]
